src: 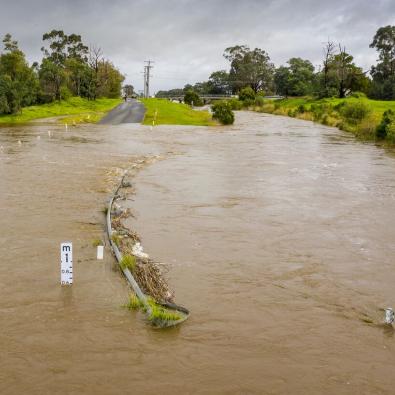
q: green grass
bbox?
[111,232,121,247]
[141,98,216,126]
[255,96,395,144]
[120,254,136,271]
[0,96,122,124]
[261,96,395,118]
[125,294,183,323]
[126,293,143,310]
[91,238,103,247]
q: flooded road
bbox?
[1,112,395,394]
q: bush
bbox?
[242,98,255,107]
[238,86,256,101]
[227,98,243,110]
[184,90,203,106]
[350,91,367,99]
[339,101,371,123]
[386,121,395,143]
[297,104,306,114]
[60,86,72,100]
[254,96,265,106]
[376,109,395,140]
[211,101,234,125]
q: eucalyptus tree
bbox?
[224,45,275,93]
[0,34,38,113]
[370,25,395,99]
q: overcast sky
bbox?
[0,0,394,93]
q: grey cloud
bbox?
[0,0,394,92]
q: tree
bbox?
[224,45,275,93]
[87,45,103,100]
[274,66,291,96]
[39,57,65,101]
[321,40,336,97]
[274,58,315,96]
[40,30,89,100]
[0,34,39,113]
[331,46,369,98]
[184,90,203,106]
[96,60,124,98]
[369,25,395,100]
[123,84,134,97]
[208,70,230,94]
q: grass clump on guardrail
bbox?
[120,254,136,271]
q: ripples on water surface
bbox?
[0,112,394,394]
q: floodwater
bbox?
[1,112,395,394]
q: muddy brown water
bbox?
[1,112,394,394]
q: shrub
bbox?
[184,90,203,106]
[386,121,395,143]
[297,104,306,114]
[254,96,265,106]
[60,86,72,100]
[242,98,255,107]
[211,101,235,125]
[339,101,371,123]
[238,86,256,101]
[261,103,275,113]
[350,91,367,99]
[227,98,243,110]
[376,109,395,140]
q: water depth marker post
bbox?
[60,242,73,285]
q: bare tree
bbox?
[322,40,336,93]
[88,45,102,99]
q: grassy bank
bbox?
[250,96,395,144]
[141,98,215,126]
[0,97,122,124]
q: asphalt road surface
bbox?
[99,100,146,124]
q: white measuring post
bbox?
[97,245,104,260]
[60,242,73,285]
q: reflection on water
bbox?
[1,113,395,394]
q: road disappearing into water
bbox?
[99,99,145,124]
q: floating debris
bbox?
[132,242,149,259]
[385,307,394,325]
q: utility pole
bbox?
[143,66,147,98]
[144,60,154,98]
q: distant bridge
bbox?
[156,94,235,102]
[155,94,284,102]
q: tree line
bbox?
[156,25,395,101]
[0,30,125,114]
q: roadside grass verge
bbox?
[141,98,216,126]
[238,96,395,145]
[0,97,122,124]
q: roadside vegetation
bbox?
[141,98,215,126]
[252,96,395,144]
[0,96,122,124]
[0,30,126,120]
[156,25,395,141]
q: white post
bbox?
[97,245,104,260]
[60,242,73,285]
